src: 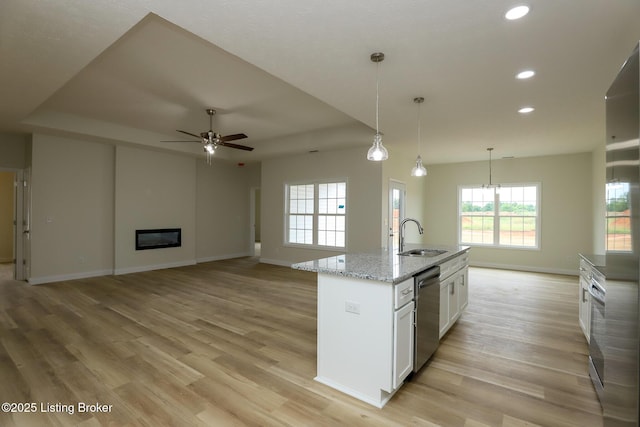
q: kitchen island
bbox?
[292,244,470,408]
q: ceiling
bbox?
[1,0,639,164]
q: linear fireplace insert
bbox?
[135,228,181,250]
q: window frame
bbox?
[605,181,632,252]
[458,182,541,250]
[284,179,348,250]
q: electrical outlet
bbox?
[345,301,360,315]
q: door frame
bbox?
[249,186,260,257]
[16,168,29,281]
[388,180,406,253]
[1,167,28,281]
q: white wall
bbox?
[196,160,260,261]
[114,146,196,274]
[28,133,259,283]
[0,133,28,169]
[423,152,593,274]
[261,147,383,265]
[30,134,115,282]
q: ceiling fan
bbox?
[163,109,253,162]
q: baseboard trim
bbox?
[470,261,577,276]
[114,259,196,275]
[26,253,258,285]
[28,269,115,285]
[259,258,293,267]
[196,252,251,263]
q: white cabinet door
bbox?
[579,275,591,342]
[458,268,469,311]
[448,276,459,324]
[393,301,415,389]
[439,279,451,338]
[440,267,469,338]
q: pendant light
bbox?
[482,147,501,191]
[411,97,427,176]
[367,52,389,161]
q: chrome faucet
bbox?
[399,218,424,253]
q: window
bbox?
[606,182,631,252]
[286,181,346,248]
[459,184,539,248]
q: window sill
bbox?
[460,243,540,251]
[284,243,346,252]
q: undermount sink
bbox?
[399,248,447,257]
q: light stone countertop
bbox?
[579,253,606,275]
[292,244,470,284]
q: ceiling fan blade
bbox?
[219,133,248,142]
[177,130,202,139]
[218,141,254,151]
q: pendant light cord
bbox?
[488,148,493,185]
[375,61,380,134]
[417,101,421,154]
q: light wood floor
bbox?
[0,258,602,426]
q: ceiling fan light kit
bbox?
[162,108,253,164]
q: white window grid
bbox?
[286,181,347,248]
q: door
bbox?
[16,168,30,281]
[578,274,591,341]
[388,180,406,253]
[457,269,469,312]
[439,279,451,337]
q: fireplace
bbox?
[135,228,181,250]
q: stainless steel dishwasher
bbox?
[413,266,440,373]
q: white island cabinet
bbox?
[439,252,469,338]
[316,274,414,408]
[292,245,470,408]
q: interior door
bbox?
[18,168,30,281]
[388,180,406,253]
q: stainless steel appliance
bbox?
[588,266,605,401]
[413,266,440,373]
[603,42,639,426]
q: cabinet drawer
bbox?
[440,252,469,280]
[458,252,469,266]
[395,278,414,309]
[439,258,457,279]
[579,259,592,281]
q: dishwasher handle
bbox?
[417,275,439,289]
[415,266,440,289]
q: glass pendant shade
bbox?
[411,155,427,176]
[367,132,388,161]
[368,52,388,161]
[411,97,426,176]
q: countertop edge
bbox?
[292,245,470,284]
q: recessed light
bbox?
[505,5,530,20]
[516,70,535,79]
[518,106,535,114]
